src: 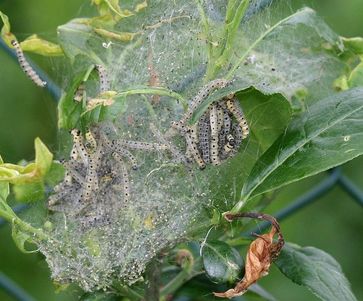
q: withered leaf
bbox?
[214,212,284,299]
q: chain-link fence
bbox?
[1,39,362,301]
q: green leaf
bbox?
[232,87,363,212]
[58,67,93,129]
[348,61,363,88]
[201,240,244,284]
[275,243,357,301]
[0,10,10,35]
[20,34,64,56]
[34,138,53,177]
[58,19,104,64]
[0,10,16,46]
[227,7,345,100]
[13,181,45,202]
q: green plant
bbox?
[1,1,362,300]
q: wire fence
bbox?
[1,38,363,301]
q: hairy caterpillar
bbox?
[226,97,249,139]
[95,64,110,93]
[11,39,47,87]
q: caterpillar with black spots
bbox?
[11,39,47,87]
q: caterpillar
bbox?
[82,146,103,201]
[185,132,206,169]
[119,140,169,151]
[224,134,236,153]
[71,129,89,166]
[198,112,211,163]
[176,79,230,126]
[95,64,110,93]
[85,129,97,152]
[209,105,220,165]
[112,152,131,204]
[11,39,47,87]
[100,132,138,170]
[63,161,85,185]
[150,123,188,164]
[226,97,249,139]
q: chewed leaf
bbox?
[232,87,363,212]
[202,240,244,284]
[20,34,63,56]
[275,243,357,301]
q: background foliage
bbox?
[0,0,362,300]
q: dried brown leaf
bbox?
[214,212,284,299]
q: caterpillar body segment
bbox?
[11,39,47,87]
[178,79,230,125]
[209,105,220,165]
[120,140,168,151]
[224,134,235,153]
[226,97,249,139]
[112,152,131,204]
[95,64,110,93]
[113,142,138,170]
[71,129,89,166]
[82,146,103,201]
[150,123,188,164]
[100,131,138,170]
[63,162,85,185]
[198,112,211,163]
[85,129,97,152]
[185,132,206,170]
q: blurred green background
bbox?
[0,0,362,300]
